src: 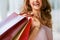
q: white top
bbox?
[35,25,53,40]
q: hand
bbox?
[31,17,40,29]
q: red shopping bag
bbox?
[13,18,32,40]
[18,18,32,40]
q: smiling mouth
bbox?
[33,2,40,6]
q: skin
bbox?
[28,0,42,40]
[29,0,42,28]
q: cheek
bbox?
[39,0,42,7]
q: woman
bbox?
[20,0,53,40]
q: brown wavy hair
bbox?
[20,0,52,28]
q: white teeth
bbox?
[33,3,39,6]
[34,4,39,6]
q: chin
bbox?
[33,6,40,10]
[34,8,40,10]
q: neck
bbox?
[31,9,41,17]
[32,9,40,14]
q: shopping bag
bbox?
[0,13,28,40]
[0,12,18,27]
[13,18,32,40]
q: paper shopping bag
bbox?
[13,18,32,40]
[0,13,28,40]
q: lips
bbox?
[33,2,40,6]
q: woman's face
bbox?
[29,0,42,10]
